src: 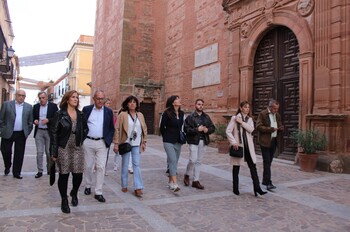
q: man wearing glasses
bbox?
[82,90,115,202]
[0,89,33,179]
[33,91,58,178]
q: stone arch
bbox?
[239,11,314,129]
[241,11,313,66]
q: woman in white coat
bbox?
[226,101,267,197]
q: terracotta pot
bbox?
[298,152,319,172]
[217,140,230,154]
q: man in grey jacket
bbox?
[0,89,33,179]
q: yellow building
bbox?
[66,35,93,106]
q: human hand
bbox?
[41,118,49,125]
[34,120,39,125]
[235,117,243,124]
[198,125,204,132]
[233,144,239,150]
[113,144,119,153]
[203,127,208,133]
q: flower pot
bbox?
[298,152,319,172]
[217,140,230,154]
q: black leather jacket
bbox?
[184,111,215,145]
[50,109,88,158]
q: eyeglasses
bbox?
[95,98,105,101]
[17,94,26,97]
[39,97,46,99]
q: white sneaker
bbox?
[168,182,180,192]
[113,166,118,171]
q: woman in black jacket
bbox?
[50,90,88,213]
[159,95,185,192]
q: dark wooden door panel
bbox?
[253,26,299,158]
[139,102,155,134]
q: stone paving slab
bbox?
[1,134,350,231]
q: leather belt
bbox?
[87,136,104,141]
[38,128,48,130]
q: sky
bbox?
[7,0,97,57]
[7,0,97,104]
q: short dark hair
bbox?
[195,99,204,104]
[37,91,47,97]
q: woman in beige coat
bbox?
[226,101,267,196]
[113,96,147,197]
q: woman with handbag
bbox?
[159,95,185,192]
[50,90,89,213]
[226,101,267,197]
[113,96,147,197]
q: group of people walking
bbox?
[0,89,282,214]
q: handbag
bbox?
[179,131,187,144]
[178,114,187,144]
[119,113,138,155]
[229,145,243,158]
[118,142,132,155]
[229,114,245,158]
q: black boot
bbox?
[61,198,70,213]
[70,190,78,207]
[232,166,240,195]
[250,164,267,197]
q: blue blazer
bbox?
[33,102,59,138]
[82,105,115,148]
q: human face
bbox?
[269,103,280,114]
[173,97,182,107]
[195,100,204,113]
[15,90,26,104]
[104,100,111,108]
[68,93,79,108]
[128,99,137,111]
[240,103,250,115]
[93,92,105,109]
[38,93,48,106]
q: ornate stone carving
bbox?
[297,0,314,17]
[240,22,252,38]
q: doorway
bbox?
[252,26,300,158]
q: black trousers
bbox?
[260,138,277,185]
[1,131,27,175]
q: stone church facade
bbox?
[91,0,350,167]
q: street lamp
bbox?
[7,46,15,58]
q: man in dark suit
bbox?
[33,91,58,178]
[256,99,284,191]
[0,89,33,179]
[82,90,115,202]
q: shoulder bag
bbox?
[119,113,137,155]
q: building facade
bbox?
[66,35,94,107]
[91,0,350,165]
[0,0,17,103]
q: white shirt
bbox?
[87,106,104,138]
[127,114,142,146]
[39,103,48,129]
[268,108,277,138]
[14,101,24,131]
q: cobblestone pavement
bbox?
[0,135,350,232]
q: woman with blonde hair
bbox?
[226,101,267,197]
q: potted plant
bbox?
[214,123,230,153]
[291,129,327,172]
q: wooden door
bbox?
[253,26,299,158]
[139,102,155,134]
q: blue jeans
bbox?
[121,146,143,190]
[163,142,182,176]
